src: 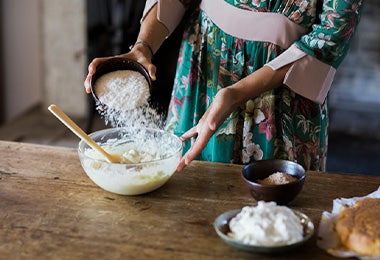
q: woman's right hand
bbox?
[83,44,157,94]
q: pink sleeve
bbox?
[141,0,186,36]
[265,44,336,104]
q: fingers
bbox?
[84,65,94,93]
[176,130,211,172]
[176,91,234,172]
[147,63,157,81]
[185,125,214,161]
[176,126,198,172]
[177,117,216,172]
[176,158,188,172]
[180,126,198,142]
[84,57,109,93]
[84,47,157,95]
[135,57,156,81]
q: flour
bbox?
[228,201,304,246]
[94,70,150,110]
[98,104,164,130]
[93,69,163,130]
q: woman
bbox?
[84,0,365,172]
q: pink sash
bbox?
[200,0,310,49]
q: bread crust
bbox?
[335,198,380,256]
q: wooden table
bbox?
[0,141,379,259]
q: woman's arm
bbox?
[84,2,185,93]
[177,64,292,172]
[266,0,365,104]
[177,0,365,171]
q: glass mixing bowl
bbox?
[78,127,182,195]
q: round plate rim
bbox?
[214,208,315,253]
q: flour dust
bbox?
[93,70,164,132]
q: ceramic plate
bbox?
[214,209,314,253]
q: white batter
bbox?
[80,137,180,195]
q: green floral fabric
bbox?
[166,0,364,170]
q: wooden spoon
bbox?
[48,104,121,163]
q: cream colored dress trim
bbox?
[266,45,336,104]
[200,0,334,104]
[141,0,335,104]
[141,0,185,37]
[200,0,309,49]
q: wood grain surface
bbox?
[0,141,379,259]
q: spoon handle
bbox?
[48,104,116,163]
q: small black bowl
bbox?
[90,57,152,106]
[241,159,306,205]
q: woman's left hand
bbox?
[175,64,291,172]
[176,87,241,172]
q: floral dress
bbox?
[165,0,364,170]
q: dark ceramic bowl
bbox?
[241,159,306,205]
[90,57,152,106]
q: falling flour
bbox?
[93,69,163,130]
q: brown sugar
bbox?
[257,172,297,185]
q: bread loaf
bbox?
[335,198,380,256]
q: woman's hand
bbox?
[176,64,292,172]
[176,87,242,172]
[84,3,169,94]
[83,46,157,94]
